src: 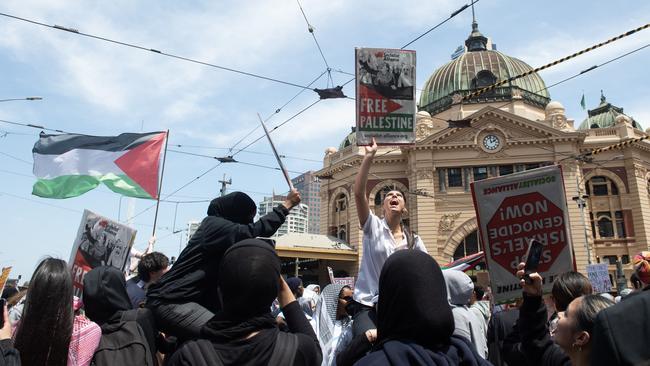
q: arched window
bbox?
[337,228,347,241]
[453,231,483,260]
[472,70,497,89]
[590,211,626,239]
[374,186,394,207]
[586,176,619,196]
[335,193,348,212]
[332,193,349,242]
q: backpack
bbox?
[175,331,299,366]
[91,309,154,366]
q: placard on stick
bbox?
[68,209,137,297]
[471,165,574,304]
[355,47,416,146]
[586,263,612,293]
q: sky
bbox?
[1,0,649,281]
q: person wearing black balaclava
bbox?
[146,190,301,340]
[166,239,321,366]
[354,250,491,366]
[83,266,158,364]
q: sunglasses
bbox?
[340,296,353,302]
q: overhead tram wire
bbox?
[128,97,325,221]
[209,0,483,188]
[401,0,480,49]
[333,42,650,180]
[0,12,317,92]
[227,69,328,153]
[111,1,486,218]
[167,149,306,174]
[458,23,650,103]
[171,144,322,163]
[463,42,650,159]
[415,41,650,130]
[296,0,333,85]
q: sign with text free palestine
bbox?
[471,165,574,304]
[355,47,416,145]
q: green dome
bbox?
[339,127,357,150]
[419,23,550,115]
[578,92,642,130]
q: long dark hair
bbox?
[14,258,73,366]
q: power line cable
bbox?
[0,12,317,91]
[296,0,331,78]
[112,96,324,221]
[167,149,306,173]
[227,69,328,152]
[0,151,32,165]
[401,0,480,49]
[170,144,321,162]
[460,23,650,102]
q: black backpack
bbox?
[92,309,155,366]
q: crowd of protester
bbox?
[1,140,649,365]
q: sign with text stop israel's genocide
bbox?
[355,47,416,146]
[471,165,574,304]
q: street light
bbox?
[0,97,43,102]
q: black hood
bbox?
[376,250,455,350]
[207,192,257,224]
[83,266,132,325]
[217,238,281,319]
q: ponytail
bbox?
[401,221,416,249]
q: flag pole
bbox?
[152,130,170,237]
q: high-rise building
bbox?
[258,195,309,237]
[187,221,201,243]
[291,171,321,234]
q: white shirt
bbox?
[353,213,427,306]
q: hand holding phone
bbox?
[524,239,544,284]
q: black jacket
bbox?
[590,286,650,366]
[83,266,158,360]
[354,336,491,366]
[146,204,289,313]
[0,340,20,366]
[488,309,525,366]
[519,294,570,366]
[166,301,321,366]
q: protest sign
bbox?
[69,209,137,297]
[471,165,574,304]
[355,47,416,146]
[586,263,612,293]
[333,277,355,289]
[0,267,12,294]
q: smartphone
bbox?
[524,239,544,284]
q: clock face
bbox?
[483,134,500,151]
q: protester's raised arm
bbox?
[354,138,377,227]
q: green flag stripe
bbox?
[33,174,152,199]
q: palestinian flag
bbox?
[32,131,166,199]
[442,251,485,272]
